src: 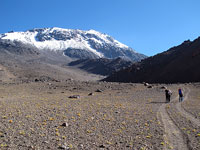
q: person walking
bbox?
[165,89,172,103]
[178,88,184,102]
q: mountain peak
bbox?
[0,27,146,61]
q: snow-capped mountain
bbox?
[0,27,146,61]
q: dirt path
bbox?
[176,88,200,127]
[158,97,188,150]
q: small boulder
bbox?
[35,79,39,82]
[61,122,69,127]
[160,86,167,89]
[88,93,94,96]
[95,89,103,92]
[68,95,80,99]
[58,143,69,150]
[99,145,105,148]
[58,145,68,150]
[43,141,49,144]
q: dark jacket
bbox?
[165,89,172,98]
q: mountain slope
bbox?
[0,27,146,61]
[68,57,133,76]
[104,37,200,83]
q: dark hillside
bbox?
[104,37,200,83]
[69,57,133,76]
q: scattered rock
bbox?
[99,145,105,148]
[58,143,69,150]
[144,82,149,86]
[147,85,153,88]
[68,95,80,99]
[79,144,84,148]
[95,89,103,92]
[58,145,67,149]
[55,80,60,82]
[88,93,94,96]
[28,146,35,149]
[61,122,69,127]
[160,86,167,89]
[35,79,39,82]
[43,141,49,144]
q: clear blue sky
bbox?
[1,0,200,56]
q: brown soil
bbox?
[165,84,200,150]
[0,67,199,149]
[0,81,164,150]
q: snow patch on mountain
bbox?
[0,27,146,60]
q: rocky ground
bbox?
[165,84,200,150]
[0,62,199,150]
[182,83,200,120]
[0,80,199,150]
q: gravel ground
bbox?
[0,81,199,150]
[181,83,200,120]
[165,84,200,150]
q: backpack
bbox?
[169,90,172,95]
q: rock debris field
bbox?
[0,81,199,150]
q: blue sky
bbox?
[1,0,200,56]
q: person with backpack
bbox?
[178,88,184,102]
[165,89,172,103]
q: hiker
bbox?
[178,88,184,102]
[165,89,172,103]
